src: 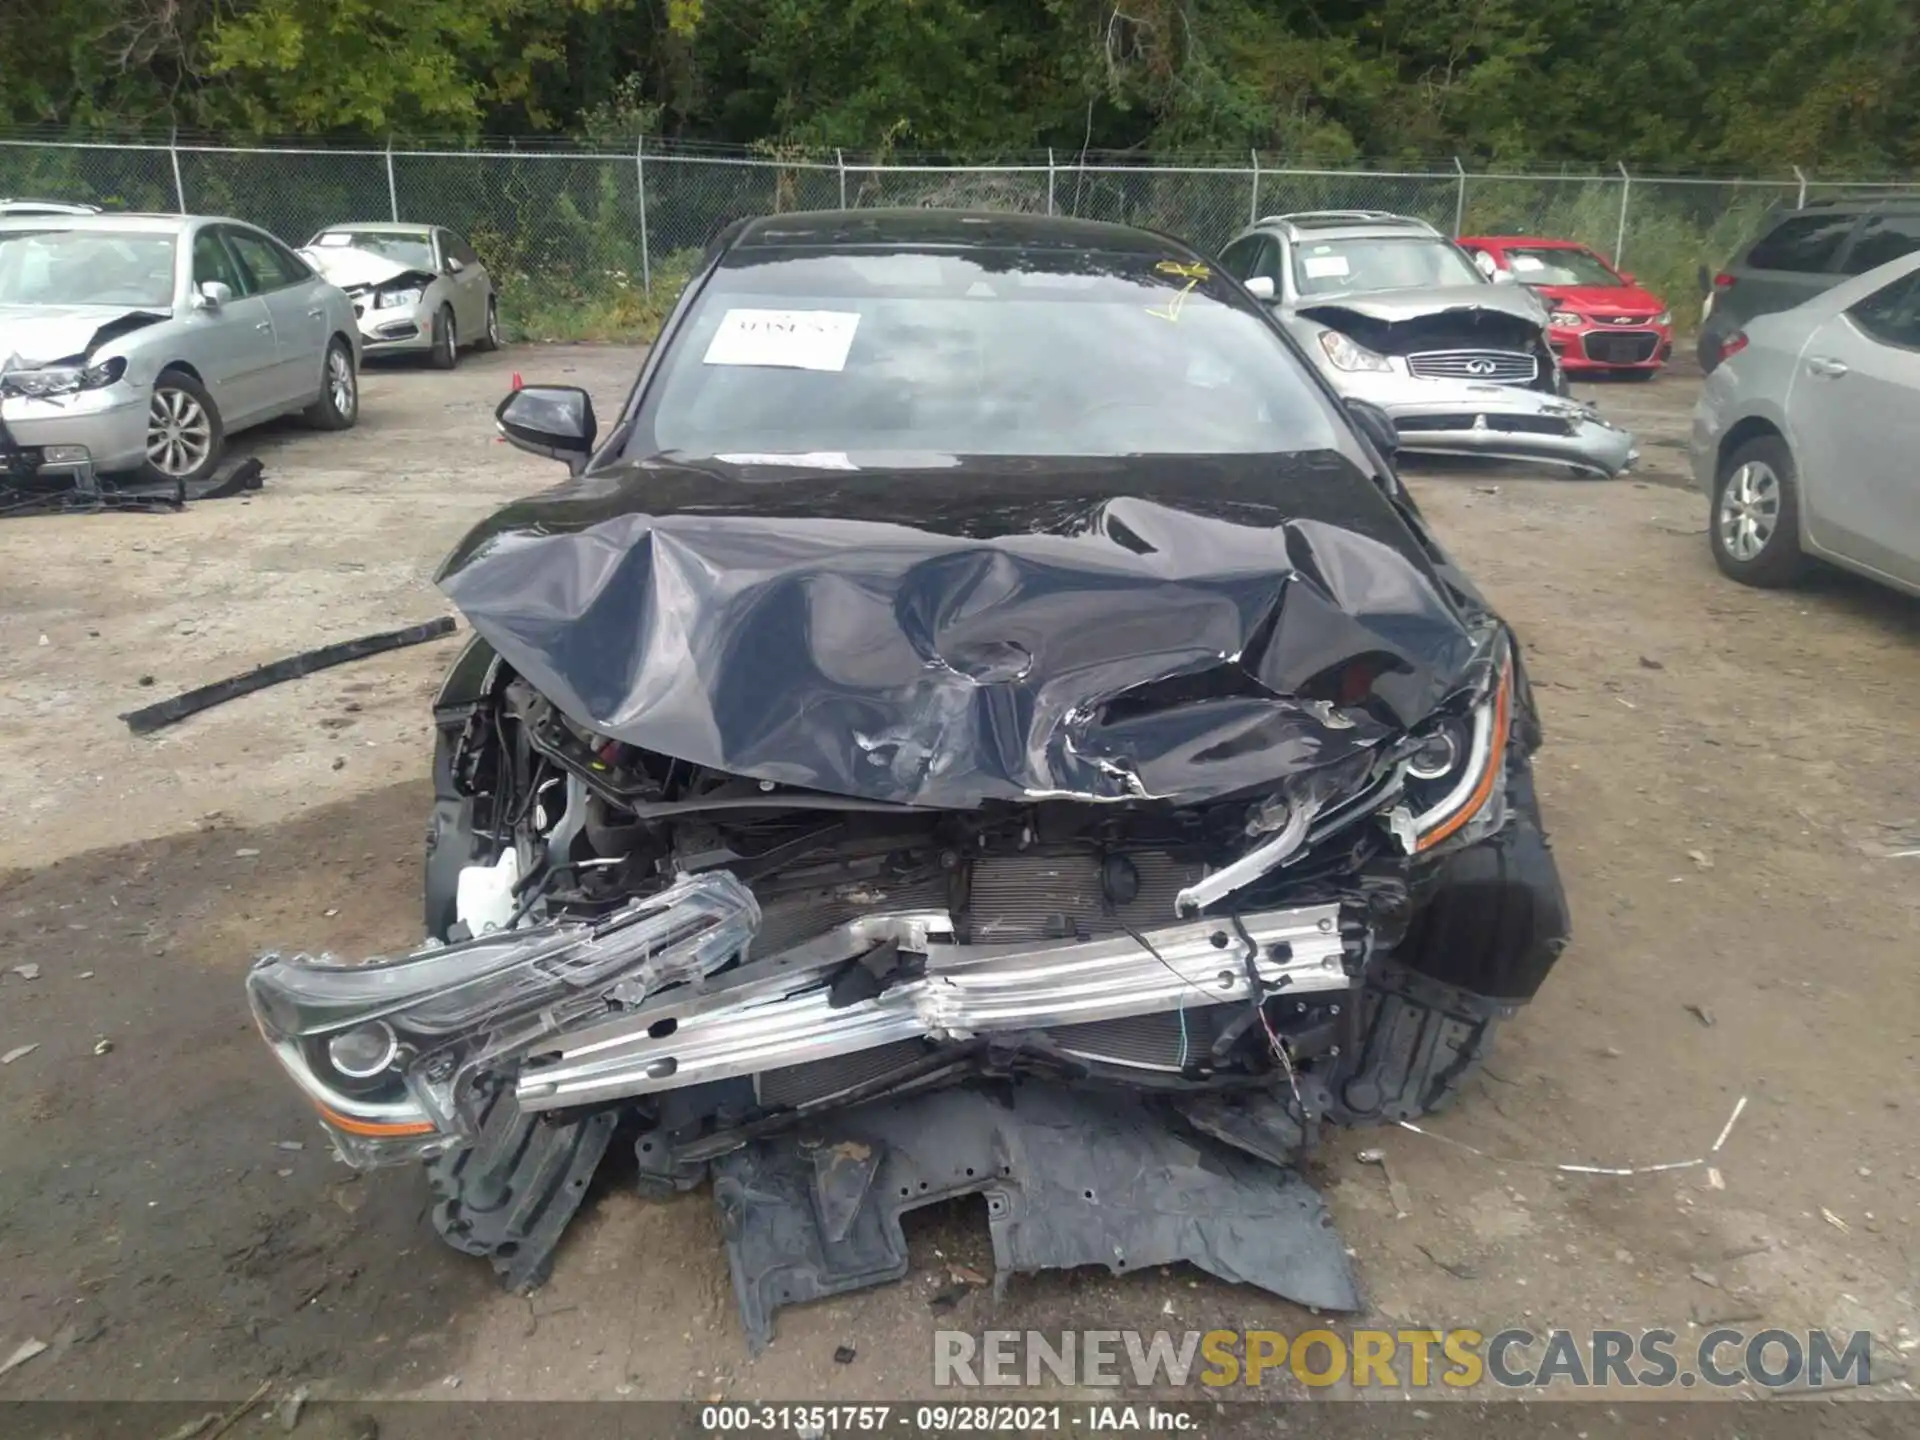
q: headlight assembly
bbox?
[246,871,761,1165]
[1405,646,1514,852]
[1,356,127,398]
[1549,311,1585,329]
[1317,328,1396,373]
[375,286,425,309]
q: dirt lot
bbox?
[2,350,1918,1418]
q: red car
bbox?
[1458,235,1673,377]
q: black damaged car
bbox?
[246,210,1570,1346]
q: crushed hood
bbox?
[0,303,169,368]
[435,454,1481,809]
[1296,281,1546,328]
[299,246,433,291]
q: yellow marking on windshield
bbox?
[1146,259,1211,321]
[1147,278,1198,322]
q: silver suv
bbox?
[1218,211,1637,476]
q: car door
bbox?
[436,228,487,336]
[1788,266,1920,586]
[182,226,278,425]
[224,225,329,408]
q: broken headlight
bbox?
[374,286,424,309]
[1,356,127,397]
[246,871,760,1166]
[1405,644,1513,853]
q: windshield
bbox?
[312,230,433,269]
[0,229,177,308]
[629,250,1344,462]
[1292,237,1483,297]
[1504,246,1622,287]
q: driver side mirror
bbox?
[1619,271,1637,285]
[1488,268,1517,285]
[496,385,597,466]
[192,280,231,310]
[1345,399,1399,460]
[446,255,465,274]
[1243,274,1277,301]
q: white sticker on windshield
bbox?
[1510,254,1546,272]
[1302,255,1350,278]
[715,452,859,470]
[703,309,861,371]
[316,233,354,246]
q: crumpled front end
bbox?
[246,463,1572,1336]
[1289,299,1639,476]
[299,247,439,354]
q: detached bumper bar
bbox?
[1338,372,1639,476]
[515,901,1351,1112]
[1388,398,1638,476]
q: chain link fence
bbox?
[2,135,1909,336]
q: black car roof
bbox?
[726,208,1188,258]
[1782,193,1920,216]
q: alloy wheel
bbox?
[328,346,356,418]
[146,386,213,477]
[1718,461,1779,562]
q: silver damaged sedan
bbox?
[0,214,361,484]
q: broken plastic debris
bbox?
[2,1044,39,1064]
[10,963,39,980]
[0,1337,49,1376]
[93,1038,113,1056]
[1821,1208,1851,1233]
[276,1383,311,1433]
[1396,1093,1749,1178]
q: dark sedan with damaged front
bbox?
[245,210,1572,1348]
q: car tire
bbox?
[474,295,501,352]
[1711,434,1807,587]
[430,305,458,369]
[302,337,359,431]
[137,369,224,487]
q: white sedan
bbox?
[301,222,499,368]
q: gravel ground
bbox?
[2,349,1917,1420]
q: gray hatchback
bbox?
[1698,196,1920,372]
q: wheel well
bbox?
[156,361,204,385]
[329,330,355,361]
[1717,416,1782,477]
